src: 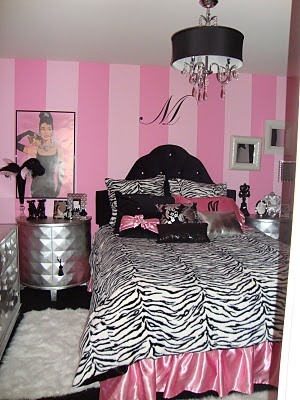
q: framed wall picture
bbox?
[264,120,285,155]
[16,110,75,199]
[229,136,262,171]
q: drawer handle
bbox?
[57,257,64,276]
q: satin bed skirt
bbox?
[99,342,281,400]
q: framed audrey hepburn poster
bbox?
[16,110,75,199]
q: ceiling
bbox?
[0,0,293,77]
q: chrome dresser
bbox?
[17,217,92,301]
[0,224,20,360]
[245,214,292,245]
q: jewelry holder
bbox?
[238,183,250,217]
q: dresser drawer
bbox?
[0,229,17,275]
[0,224,20,360]
[0,279,19,336]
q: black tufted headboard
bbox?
[96,144,236,226]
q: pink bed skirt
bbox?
[99,342,281,400]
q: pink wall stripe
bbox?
[197,77,225,183]
[14,59,47,110]
[168,68,197,156]
[0,59,15,223]
[108,64,140,179]
[43,61,79,217]
[14,59,47,218]
[46,61,79,112]
[139,66,169,157]
[223,74,252,199]
[249,75,277,211]
[77,63,109,234]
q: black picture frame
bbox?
[16,110,75,199]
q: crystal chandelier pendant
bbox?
[220,85,226,99]
[171,0,244,102]
[192,86,198,98]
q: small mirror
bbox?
[229,136,262,171]
[264,120,285,155]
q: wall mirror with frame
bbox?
[264,120,285,155]
[229,136,262,171]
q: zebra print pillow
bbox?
[105,175,165,226]
[168,178,227,198]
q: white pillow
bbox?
[168,178,227,198]
[105,175,165,226]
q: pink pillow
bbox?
[173,194,246,230]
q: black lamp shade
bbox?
[171,25,244,72]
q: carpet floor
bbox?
[0,286,277,400]
[0,308,99,400]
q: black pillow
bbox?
[157,223,210,243]
[114,192,175,238]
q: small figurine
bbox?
[64,207,73,220]
[79,208,87,219]
[238,183,250,217]
[37,199,47,219]
[27,200,37,220]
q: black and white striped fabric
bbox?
[73,226,289,387]
[105,175,165,226]
[168,178,227,197]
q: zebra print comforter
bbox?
[73,225,289,387]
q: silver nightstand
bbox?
[245,214,292,245]
[17,217,91,301]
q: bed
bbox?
[73,144,289,400]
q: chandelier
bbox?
[171,0,244,101]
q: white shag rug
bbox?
[0,308,99,400]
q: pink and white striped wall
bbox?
[0,59,286,235]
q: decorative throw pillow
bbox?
[197,211,242,240]
[156,203,198,224]
[118,214,160,239]
[105,175,165,226]
[157,223,210,243]
[168,178,227,198]
[173,194,245,230]
[114,192,174,236]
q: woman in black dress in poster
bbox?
[17,112,64,198]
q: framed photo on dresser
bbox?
[53,200,67,219]
[16,110,75,200]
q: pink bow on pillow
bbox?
[120,215,159,234]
